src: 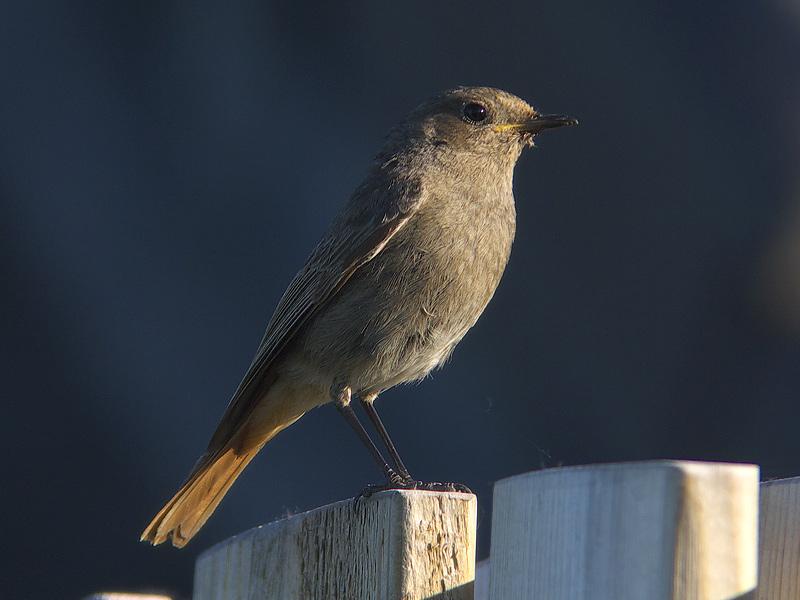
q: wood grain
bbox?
[757,476,800,599]
[82,595,172,600]
[489,461,758,600]
[474,559,490,600]
[193,490,476,600]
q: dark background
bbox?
[2,1,799,598]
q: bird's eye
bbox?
[462,102,488,124]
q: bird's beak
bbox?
[494,114,579,135]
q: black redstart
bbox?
[142,86,577,547]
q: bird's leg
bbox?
[359,395,412,481]
[335,386,473,499]
[354,393,472,497]
[332,385,406,487]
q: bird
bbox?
[141,86,577,548]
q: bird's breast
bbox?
[396,189,517,316]
[292,184,517,396]
[352,187,516,389]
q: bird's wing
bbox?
[205,172,425,451]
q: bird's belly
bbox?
[295,200,515,396]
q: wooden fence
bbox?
[89,460,800,599]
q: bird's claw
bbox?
[354,476,472,506]
[411,480,473,494]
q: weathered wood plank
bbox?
[82,595,172,600]
[474,559,490,600]
[193,490,476,600]
[757,476,800,599]
[489,461,758,600]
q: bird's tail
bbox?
[139,443,262,548]
[141,381,311,548]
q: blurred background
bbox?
[2,1,799,597]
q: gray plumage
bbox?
[142,86,576,547]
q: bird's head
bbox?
[391,86,577,167]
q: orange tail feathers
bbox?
[140,443,262,548]
[141,404,313,546]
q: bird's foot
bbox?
[355,476,472,504]
[408,480,473,494]
[354,469,410,504]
